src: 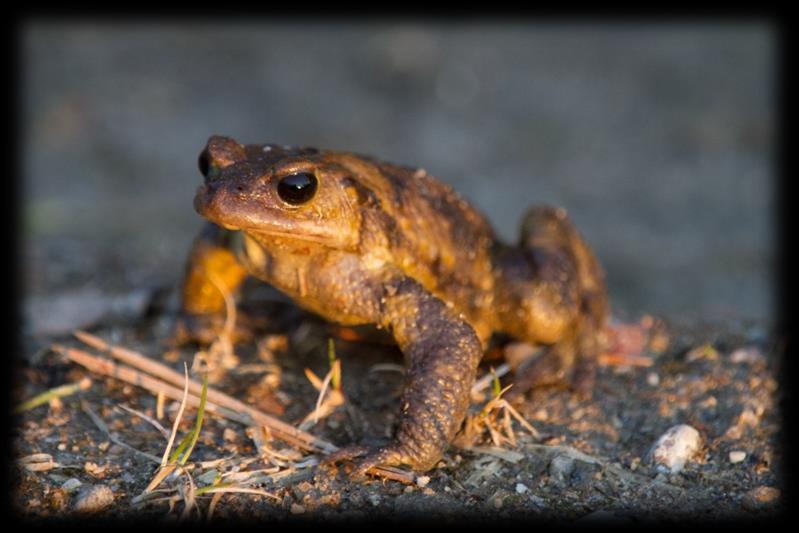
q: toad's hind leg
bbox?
[500,206,609,399]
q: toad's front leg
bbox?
[336,276,484,476]
[176,223,254,345]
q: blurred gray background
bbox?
[21,21,775,323]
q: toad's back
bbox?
[334,154,499,333]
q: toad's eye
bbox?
[198,149,220,181]
[276,172,318,205]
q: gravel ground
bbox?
[12,298,783,523]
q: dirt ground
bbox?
[12,282,784,524]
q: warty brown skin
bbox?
[180,136,609,476]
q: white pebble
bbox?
[515,482,529,494]
[415,475,430,488]
[729,451,747,463]
[730,347,764,364]
[646,372,660,386]
[648,424,703,474]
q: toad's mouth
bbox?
[194,185,355,249]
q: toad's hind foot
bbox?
[506,332,598,402]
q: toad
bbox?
[179,136,609,476]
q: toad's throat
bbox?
[240,227,343,247]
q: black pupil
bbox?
[198,149,210,177]
[277,172,318,205]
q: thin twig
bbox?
[53,343,328,453]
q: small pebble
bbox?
[515,482,529,494]
[729,451,747,463]
[73,485,114,513]
[742,486,780,511]
[84,461,108,477]
[368,494,381,506]
[646,372,660,386]
[290,504,305,514]
[730,346,764,364]
[648,424,703,474]
[415,475,430,488]
[528,494,546,508]
[196,469,219,485]
[48,473,68,483]
[61,478,82,493]
[549,454,575,484]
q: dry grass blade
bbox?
[327,338,341,390]
[311,367,335,424]
[465,445,525,463]
[118,404,171,440]
[179,469,199,521]
[471,363,511,398]
[141,363,193,494]
[15,378,92,413]
[299,361,344,431]
[458,375,540,450]
[80,400,161,464]
[161,364,191,466]
[210,271,237,341]
[171,371,209,465]
[195,485,280,499]
[195,272,239,380]
[207,491,225,522]
[140,369,209,516]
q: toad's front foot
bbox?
[171,310,260,346]
[324,442,436,480]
